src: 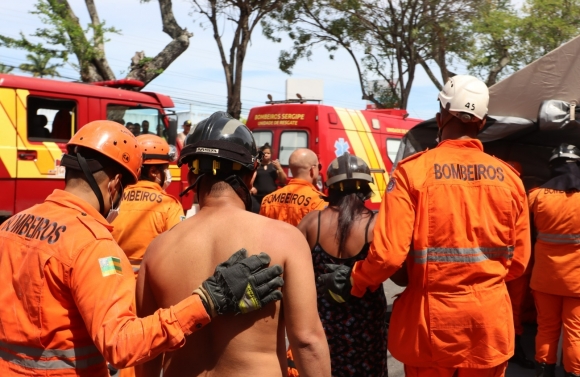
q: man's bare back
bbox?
[136,202,329,377]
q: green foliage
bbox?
[18,51,62,78]
[0,63,14,74]
[0,0,119,77]
[462,0,580,85]
[137,57,154,67]
[519,0,580,63]
[459,0,522,85]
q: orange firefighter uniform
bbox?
[351,139,531,373]
[529,187,580,373]
[260,178,326,226]
[112,180,184,275]
[0,190,210,376]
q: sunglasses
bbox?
[313,163,322,170]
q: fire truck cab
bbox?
[246,101,422,209]
[0,74,192,222]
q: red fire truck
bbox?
[0,74,193,222]
[246,101,422,209]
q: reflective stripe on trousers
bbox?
[537,232,580,244]
[0,340,104,370]
[413,246,514,264]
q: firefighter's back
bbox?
[139,206,313,377]
[388,139,530,368]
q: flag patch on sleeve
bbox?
[99,256,123,277]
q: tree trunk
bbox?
[486,49,510,86]
[84,0,116,81]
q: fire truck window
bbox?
[372,118,380,129]
[279,131,308,165]
[107,105,164,138]
[252,131,272,149]
[386,138,402,163]
[27,97,76,142]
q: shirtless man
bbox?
[136,111,330,377]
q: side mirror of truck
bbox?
[167,118,177,146]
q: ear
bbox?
[478,117,487,131]
[147,165,160,181]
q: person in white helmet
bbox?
[319,75,531,377]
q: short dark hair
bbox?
[260,143,271,152]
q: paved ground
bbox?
[382,280,565,377]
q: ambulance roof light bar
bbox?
[266,93,322,105]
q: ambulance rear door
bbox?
[327,107,388,208]
[14,90,86,214]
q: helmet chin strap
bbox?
[76,153,106,216]
[224,175,253,211]
[179,172,252,211]
[180,173,205,197]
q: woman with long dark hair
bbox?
[297,152,388,377]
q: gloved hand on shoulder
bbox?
[318,264,352,304]
[194,248,284,317]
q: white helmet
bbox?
[438,75,489,122]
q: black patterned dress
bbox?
[312,212,388,377]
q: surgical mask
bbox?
[163,168,172,190]
[106,181,123,223]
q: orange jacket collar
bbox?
[45,189,112,232]
[438,138,483,151]
[287,178,322,193]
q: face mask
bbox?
[163,168,172,190]
[106,181,123,223]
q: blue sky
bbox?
[0,0,455,120]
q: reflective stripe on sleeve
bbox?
[0,341,104,370]
[537,232,580,244]
[414,246,514,264]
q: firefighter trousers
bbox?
[403,362,507,377]
[534,290,580,374]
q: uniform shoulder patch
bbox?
[99,256,123,277]
[387,178,396,193]
[77,215,113,241]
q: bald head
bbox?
[289,148,319,182]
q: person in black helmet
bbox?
[294,152,388,377]
[529,143,580,377]
[136,111,330,377]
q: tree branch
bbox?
[126,0,193,85]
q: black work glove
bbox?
[317,264,352,304]
[194,248,284,317]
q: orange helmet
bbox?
[137,134,176,165]
[67,120,142,184]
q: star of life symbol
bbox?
[334,138,350,157]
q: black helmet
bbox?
[178,111,259,211]
[178,111,259,172]
[326,152,373,188]
[549,143,580,162]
